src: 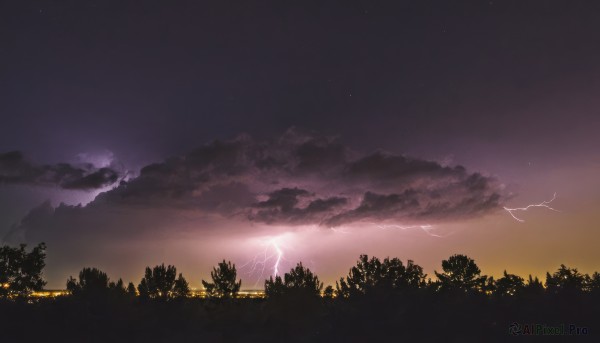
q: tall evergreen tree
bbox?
[265,262,323,298]
[434,254,487,293]
[202,260,242,298]
[137,264,188,300]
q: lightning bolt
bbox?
[328,223,448,237]
[330,227,351,234]
[239,236,286,287]
[503,192,559,222]
[375,224,446,238]
[272,241,283,276]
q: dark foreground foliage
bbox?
[1,288,599,342]
[2,246,600,342]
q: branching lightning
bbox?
[375,224,445,238]
[236,194,559,288]
[503,193,559,222]
[328,222,448,237]
[240,236,286,287]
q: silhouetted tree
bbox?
[523,275,545,296]
[284,262,323,295]
[67,267,110,296]
[0,243,46,298]
[67,268,130,299]
[426,278,439,292]
[264,275,286,298]
[482,276,496,295]
[336,255,382,297]
[173,273,191,298]
[202,260,241,298]
[4,247,600,342]
[126,282,137,296]
[495,271,525,296]
[137,264,187,300]
[323,285,335,299]
[109,278,126,295]
[264,262,323,298]
[588,272,600,293]
[400,259,428,289]
[138,278,150,298]
[545,264,587,295]
[434,254,486,293]
[336,255,426,297]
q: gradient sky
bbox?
[1,1,599,289]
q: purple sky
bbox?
[1,1,599,288]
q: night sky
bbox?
[1,1,599,289]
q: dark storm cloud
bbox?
[346,153,445,180]
[325,190,420,227]
[2,200,55,243]
[85,130,505,224]
[249,187,348,224]
[255,188,312,210]
[417,192,501,219]
[4,130,508,245]
[0,151,120,190]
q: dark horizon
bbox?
[2,244,596,341]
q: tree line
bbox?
[2,242,600,300]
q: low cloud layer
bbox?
[0,151,121,190]
[5,129,506,245]
[95,129,503,226]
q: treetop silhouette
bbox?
[3,241,600,302]
[202,260,241,299]
[138,263,190,300]
[434,254,487,293]
[336,254,426,298]
[265,262,323,298]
